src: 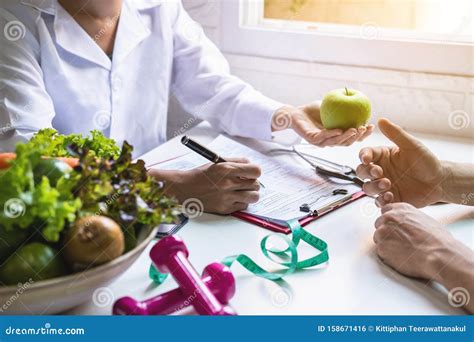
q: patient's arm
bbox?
[441,161,474,205]
[373,202,474,314]
[435,241,474,314]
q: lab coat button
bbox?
[112,76,122,91]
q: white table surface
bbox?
[68,123,474,315]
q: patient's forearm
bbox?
[441,162,474,205]
[433,240,474,314]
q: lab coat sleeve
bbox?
[0,9,55,152]
[170,1,284,141]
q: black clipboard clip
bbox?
[155,213,189,238]
[299,189,353,217]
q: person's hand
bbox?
[373,203,458,280]
[272,103,374,147]
[357,118,447,208]
[150,158,261,215]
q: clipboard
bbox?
[232,191,366,234]
[148,135,366,235]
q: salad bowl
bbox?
[0,129,178,315]
[0,225,158,315]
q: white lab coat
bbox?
[0,0,282,157]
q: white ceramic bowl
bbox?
[0,226,158,315]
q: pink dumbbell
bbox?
[149,235,236,315]
[112,262,235,315]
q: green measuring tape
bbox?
[149,219,329,284]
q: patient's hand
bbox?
[356,118,446,208]
[374,203,474,314]
[373,203,452,280]
[272,102,374,147]
[150,158,261,215]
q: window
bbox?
[263,0,472,43]
[220,0,473,75]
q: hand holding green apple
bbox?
[320,88,372,130]
[272,89,374,147]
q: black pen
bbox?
[181,136,265,188]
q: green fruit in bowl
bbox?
[0,227,29,262]
[33,159,72,187]
[0,242,67,285]
[320,88,371,130]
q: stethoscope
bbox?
[268,146,365,188]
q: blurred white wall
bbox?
[170,0,473,140]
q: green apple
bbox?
[320,88,371,130]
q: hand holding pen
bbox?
[181,136,266,189]
[148,136,263,215]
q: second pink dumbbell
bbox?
[113,262,235,315]
[150,235,236,315]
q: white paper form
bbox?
[157,136,361,221]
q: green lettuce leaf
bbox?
[71,142,178,250]
[0,143,81,242]
[27,128,120,159]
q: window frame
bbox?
[220,0,473,76]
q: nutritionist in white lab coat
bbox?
[0,0,374,214]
